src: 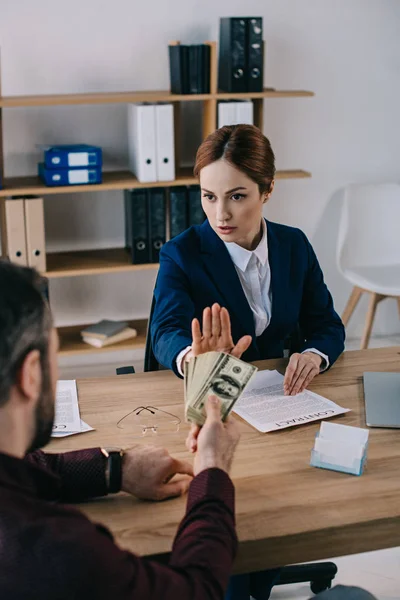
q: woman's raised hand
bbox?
[191,303,252,359]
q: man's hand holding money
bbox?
[190,396,240,476]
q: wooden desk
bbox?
[48,347,400,574]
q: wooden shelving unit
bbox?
[0,40,314,356]
[58,319,148,356]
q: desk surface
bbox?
[48,347,400,573]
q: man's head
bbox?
[0,260,58,455]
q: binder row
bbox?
[38,144,103,187]
[218,101,254,128]
[128,103,175,184]
[0,196,46,272]
[169,44,211,95]
[124,185,205,265]
[218,17,264,93]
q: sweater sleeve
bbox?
[25,448,108,501]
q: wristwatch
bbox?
[101,447,124,494]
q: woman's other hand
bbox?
[283,352,322,396]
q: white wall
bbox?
[1,0,400,348]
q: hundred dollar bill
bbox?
[185,352,258,426]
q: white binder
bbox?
[155,103,175,181]
[218,102,236,128]
[24,197,46,272]
[128,104,157,183]
[235,101,254,125]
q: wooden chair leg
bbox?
[342,286,363,326]
[360,293,384,349]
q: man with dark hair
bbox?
[0,261,377,600]
[0,260,240,599]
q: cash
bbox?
[184,351,258,426]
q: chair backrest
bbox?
[144,294,161,372]
[337,183,400,273]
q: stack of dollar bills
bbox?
[184,351,258,426]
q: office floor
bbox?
[59,335,400,600]
[270,548,400,599]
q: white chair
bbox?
[337,183,400,349]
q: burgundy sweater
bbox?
[0,448,237,599]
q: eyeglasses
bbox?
[116,405,181,436]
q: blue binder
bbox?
[38,163,102,186]
[43,144,102,169]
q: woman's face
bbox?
[200,158,273,250]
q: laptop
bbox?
[363,372,400,428]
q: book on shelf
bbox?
[82,327,137,348]
[80,319,129,340]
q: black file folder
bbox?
[169,186,188,239]
[148,188,166,263]
[189,45,202,94]
[124,189,151,264]
[201,44,211,94]
[169,45,189,94]
[188,185,206,226]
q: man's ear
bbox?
[16,350,42,403]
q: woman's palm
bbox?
[191,304,252,359]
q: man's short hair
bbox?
[0,260,51,407]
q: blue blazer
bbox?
[151,219,345,376]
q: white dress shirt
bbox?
[176,220,329,375]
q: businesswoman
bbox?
[151,125,344,600]
[151,124,345,392]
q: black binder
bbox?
[189,45,202,94]
[125,188,151,264]
[188,185,206,226]
[247,17,263,92]
[218,17,247,93]
[169,45,189,94]
[169,45,182,94]
[218,17,263,93]
[169,186,188,239]
[148,188,166,263]
[201,44,211,93]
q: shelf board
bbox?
[0,89,314,108]
[0,90,211,108]
[57,319,148,356]
[45,248,159,279]
[0,168,311,197]
[216,89,315,100]
[276,169,311,179]
[0,168,196,197]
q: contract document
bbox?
[52,380,94,438]
[233,370,350,433]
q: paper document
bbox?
[51,419,94,438]
[233,370,350,433]
[52,380,94,438]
